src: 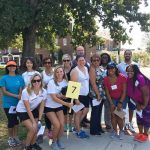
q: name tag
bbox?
[135,80,139,87]
[111,85,117,90]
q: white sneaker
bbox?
[8,137,16,147]
[128,122,135,133]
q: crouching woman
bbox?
[16,74,47,150]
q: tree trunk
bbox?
[22,25,36,59]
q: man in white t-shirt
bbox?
[117,50,139,133]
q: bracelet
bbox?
[38,119,41,122]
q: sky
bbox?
[122,0,150,49]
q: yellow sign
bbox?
[66,81,81,99]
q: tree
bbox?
[0,0,150,58]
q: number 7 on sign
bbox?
[66,81,81,99]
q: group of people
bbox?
[0,46,150,150]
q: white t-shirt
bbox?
[45,79,68,108]
[16,88,47,112]
[22,71,41,87]
[41,70,53,88]
[117,61,139,77]
[75,66,89,96]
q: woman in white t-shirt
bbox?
[41,57,54,138]
[22,58,40,87]
[45,66,72,150]
[16,74,47,150]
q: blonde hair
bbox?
[27,73,43,95]
[53,65,67,86]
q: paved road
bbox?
[40,129,150,150]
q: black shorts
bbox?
[78,95,90,108]
[44,107,63,113]
[4,108,19,128]
[63,98,73,115]
[17,108,39,122]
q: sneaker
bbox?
[72,127,77,135]
[51,142,59,150]
[48,130,53,139]
[14,137,22,145]
[134,134,149,142]
[8,137,16,147]
[134,133,143,141]
[32,143,42,150]
[77,130,90,139]
[110,130,118,139]
[64,124,68,132]
[124,123,129,130]
[68,124,73,132]
[24,145,32,150]
[128,122,135,133]
[57,139,65,149]
[119,130,124,140]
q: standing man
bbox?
[117,50,139,133]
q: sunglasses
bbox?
[32,79,41,83]
[92,59,100,62]
[8,65,17,67]
[63,60,70,62]
[44,62,51,64]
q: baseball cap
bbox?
[6,60,17,67]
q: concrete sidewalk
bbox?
[40,129,150,150]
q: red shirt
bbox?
[104,73,126,99]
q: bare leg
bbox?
[22,119,37,146]
[116,116,124,131]
[74,111,82,132]
[46,112,60,142]
[111,114,117,132]
[56,111,65,139]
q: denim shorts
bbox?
[112,99,127,109]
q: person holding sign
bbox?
[16,73,46,150]
[89,54,106,135]
[0,60,25,147]
[104,62,127,140]
[45,66,72,150]
[126,64,150,142]
[70,55,90,138]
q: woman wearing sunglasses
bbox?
[0,60,25,147]
[16,74,47,150]
[62,54,73,132]
[104,62,127,140]
[45,66,72,150]
[22,57,40,87]
[41,57,54,139]
[89,54,106,135]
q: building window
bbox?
[63,38,67,46]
